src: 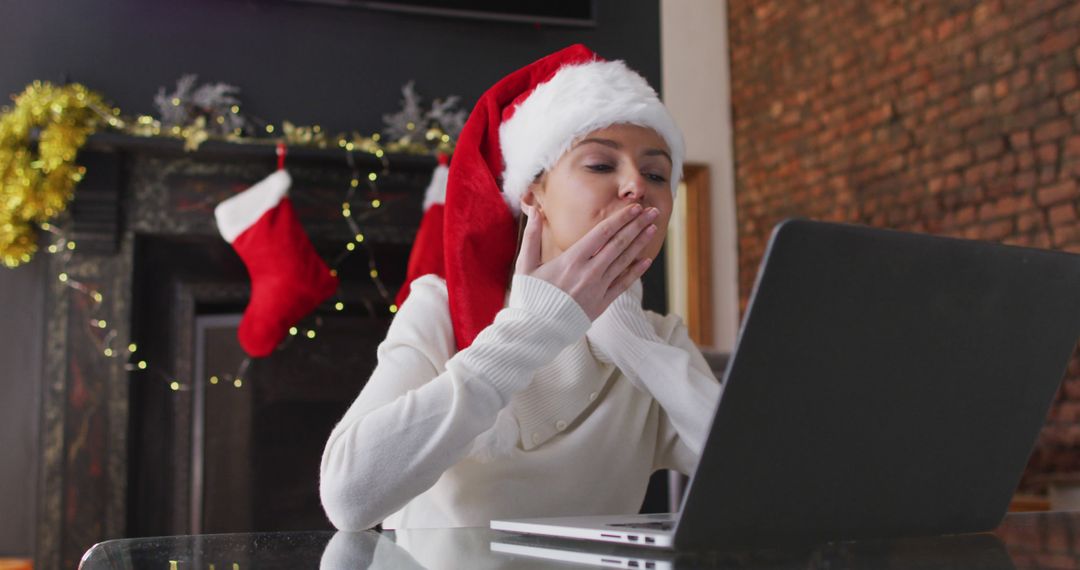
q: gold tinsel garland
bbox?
[0,81,458,268]
[0,81,114,267]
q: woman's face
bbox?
[521,123,675,264]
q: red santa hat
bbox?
[394,153,448,309]
[398,44,685,351]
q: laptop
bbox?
[490,532,679,570]
[489,528,1015,569]
[491,218,1080,551]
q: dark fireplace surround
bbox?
[36,134,434,570]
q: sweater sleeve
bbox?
[647,313,724,474]
[319,274,591,531]
[587,292,723,474]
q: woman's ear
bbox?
[522,175,545,212]
[521,187,539,213]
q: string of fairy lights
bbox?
[169,561,242,570]
[6,78,460,395]
[46,135,411,394]
[42,220,149,376]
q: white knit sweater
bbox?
[319,273,722,531]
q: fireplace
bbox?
[37,134,433,570]
[126,234,407,538]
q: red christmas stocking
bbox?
[395,154,449,307]
[215,170,339,357]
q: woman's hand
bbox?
[515,202,658,321]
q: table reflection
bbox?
[322,528,1015,570]
[79,511,1080,570]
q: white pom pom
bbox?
[422,163,449,211]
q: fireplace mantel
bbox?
[36,134,434,570]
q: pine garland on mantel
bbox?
[0,77,464,267]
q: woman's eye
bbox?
[644,172,668,183]
[586,164,614,172]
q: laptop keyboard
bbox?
[606,521,675,531]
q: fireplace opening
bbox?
[127,234,409,536]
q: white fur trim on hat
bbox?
[498,59,685,215]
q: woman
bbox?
[319,44,722,531]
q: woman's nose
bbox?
[619,173,647,201]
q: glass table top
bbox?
[79,511,1080,570]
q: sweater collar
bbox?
[510,335,617,450]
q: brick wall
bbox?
[996,513,1080,568]
[728,0,1080,491]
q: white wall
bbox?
[661,0,739,351]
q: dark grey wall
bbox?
[0,255,43,557]
[0,0,661,557]
[0,0,661,134]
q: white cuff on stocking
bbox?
[215,169,292,243]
